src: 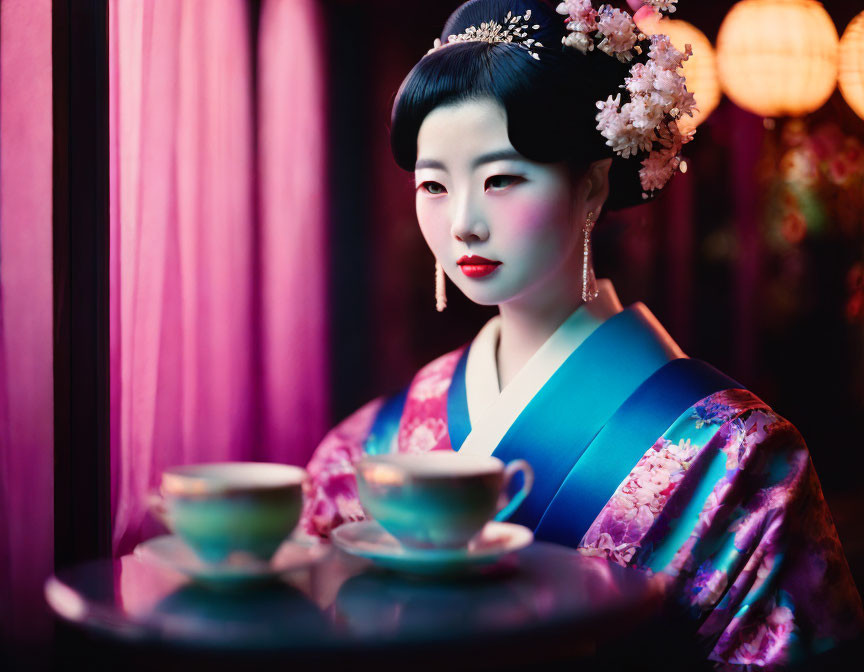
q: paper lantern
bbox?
[839,11,864,120]
[634,11,720,133]
[716,0,839,118]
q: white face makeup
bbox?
[414,96,595,308]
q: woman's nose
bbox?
[449,191,489,242]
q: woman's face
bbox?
[414,96,601,308]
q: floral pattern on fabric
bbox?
[579,390,756,566]
[579,391,864,669]
[395,346,465,454]
[579,434,701,565]
[299,395,384,539]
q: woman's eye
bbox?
[419,181,446,195]
[486,175,522,191]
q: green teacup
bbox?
[150,462,307,564]
[355,453,533,550]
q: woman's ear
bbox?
[584,158,612,217]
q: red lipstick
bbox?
[458,254,502,279]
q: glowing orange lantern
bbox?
[716,0,839,118]
[839,11,864,120]
[634,9,720,133]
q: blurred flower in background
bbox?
[759,118,864,325]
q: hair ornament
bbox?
[427,9,545,60]
[557,0,695,198]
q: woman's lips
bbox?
[458,255,502,278]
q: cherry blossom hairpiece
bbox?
[426,0,696,200]
[558,0,695,198]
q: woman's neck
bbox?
[495,278,621,392]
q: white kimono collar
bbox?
[459,279,684,458]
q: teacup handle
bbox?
[494,459,534,522]
[147,491,171,530]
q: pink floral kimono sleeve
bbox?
[298,395,384,540]
[299,348,463,540]
[579,391,864,669]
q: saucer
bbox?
[331,520,533,576]
[134,534,330,587]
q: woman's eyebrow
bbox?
[415,148,524,171]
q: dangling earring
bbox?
[435,259,447,312]
[582,211,599,303]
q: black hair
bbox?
[389,0,657,212]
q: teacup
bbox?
[355,453,533,550]
[150,462,307,564]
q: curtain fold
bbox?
[110,0,330,557]
[0,0,54,650]
[257,0,331,466]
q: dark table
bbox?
[45,540,696,671]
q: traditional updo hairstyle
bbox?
[390,0,659,221]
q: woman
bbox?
[300,0,863,668]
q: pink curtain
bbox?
[110,0,330,557]
[257,0,331,468]
[0,0,54,650]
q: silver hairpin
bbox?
[427,9,544,60]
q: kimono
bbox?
[300,280,864,670]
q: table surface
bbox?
[46,539,669,664]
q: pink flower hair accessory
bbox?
[557,0,696,198]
